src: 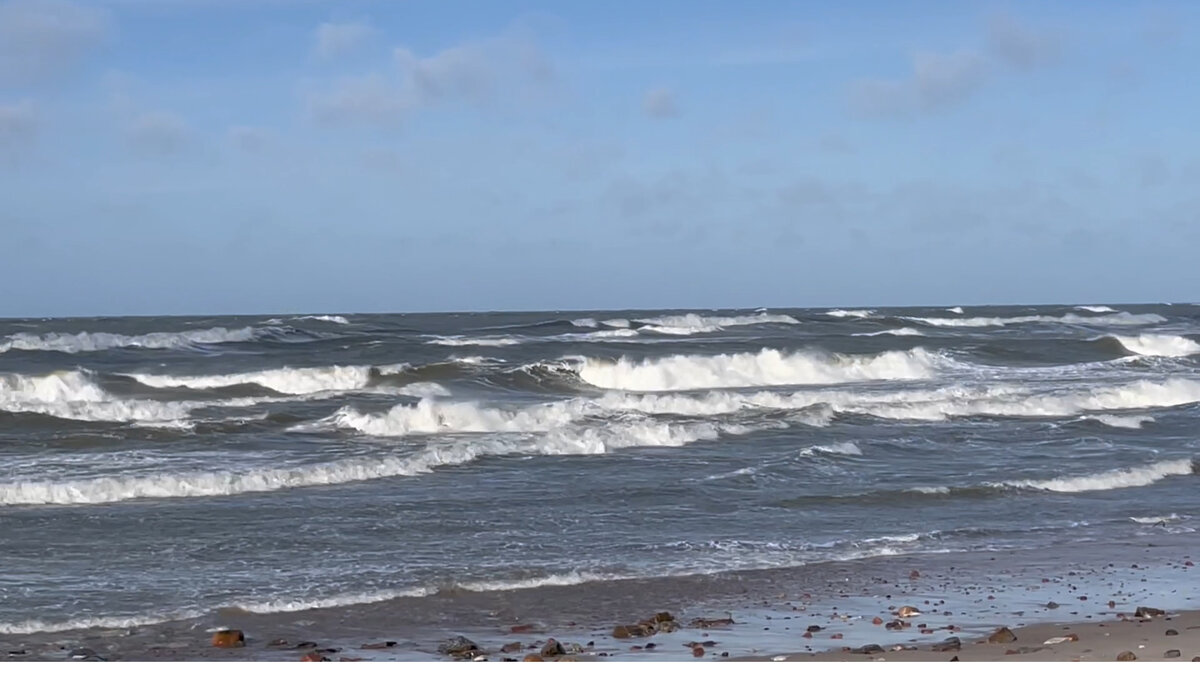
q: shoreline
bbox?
[1,537,1195,662]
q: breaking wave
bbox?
[825,309,874,318]
[999,459,1196,493]
[427,336,523,347]
[572,347,939,391]
[297,315,349,324]
[855,328,924,337]
[798,441,862,457]
[909,312,1165,328]
[129,365,385,395]
[0,418,731,506]
[1076,305,1116,313]
[0,370,266,425]
[1077,414,1155,429]
[0,327,279,354]
[1111,334,1200,357]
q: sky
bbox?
[1,0,1198,317]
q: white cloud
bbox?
[309,34,554,126]
[642,87,680,119]
[125,111,189,155]
[849,50,987,117]
[987,13,1061,70]
[314,21,375,60]
[0,0,109,86]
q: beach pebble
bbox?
[361,641,397,650]
[931,637,961,652]
[540,639,565,658]
[299,651,328,662]
[1116,651,1136,661]
[852,644,884,655]
[806,625,822,633]
[1133,606,1164,619]
[510,624,537,634]
[1164,650,1181,659]
[692,646,705,658]
[897,606,921,617]
[1045,602,1060,609]
[986,627,1017,644]
[1164,629,1178,636]
[500,642,523,654]
[871,617,884,625]
[210,630,244,649]
[523,654,544,662]
[437,635,479,658]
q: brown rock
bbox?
[897,606,921,618]
[932,637,961,652]
[802,632,812,639]
[540,639,565,658]
[523,654,544,662]
[1107,600,1116,609]
[1134,606,1165,619]
[211,630,245,648]
[852,644,884,655]
[500,642,523,654]
[830,633,843,640]
[1116,651,1136,661]
[360,641,397,650]
[1164,650,1181,659]
[987,627,1017,644]
[511,624,538,634]
[872,617,884,625]
[300,651,327,662]
[437,636,479,658]
[910,570,920,579]
[612,624,652,639]
[689,616,735,628]
[692,646,705,658]
[806,624,822,633]
[653,612,675,624]
[338,657,365,662]
[556,657,578,662]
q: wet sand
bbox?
[1,536,1194,662]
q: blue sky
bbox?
[1,0,1197,317]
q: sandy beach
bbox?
[2,537,1194,662]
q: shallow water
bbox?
[1,303,1197,635]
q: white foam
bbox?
[1130,513,1188,524]
[1001,458,1195,493]
[0,610,208,635]
[855,328,924,337]
[395,382,451,397]
[298,315,350,324]
[427,336,522,347]
[825,309,874,318]
[0,327,262,354]
[1080,414,1155,429]
[909,312,1165,328]
[602,319,631,328]
[946,306,964,314]
[799,441,862,457]
[327,398,584,436]
[908,486,950,494]
[0,416,728,505]
[638,312,799,334]
[1113,334,1200,357]
[130,365,379,395]
[570,318,598,328]
[0,370,216,424]
[573,347,938,391]
[1076,305,1116,313]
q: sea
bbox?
[1,304,1197,655]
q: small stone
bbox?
[644,643,656,650]
[802,632,812,639]
[721,652,729,658]
[437,635,479,658]
[511,624,537,634]
[1046,601,1059,609]
[853,644,884,655]
[523,654,544,662]
[910,569,920,579]
[872,617,884,625]
[361,641,397,650]
[806,624,822,633]
[540,639,565,658]
[692,646,705,658]
[931,637,961,653]
[950,656,959,662]
[339,657,365,662]
[987,627,1017,644]
[1164,650,1181,659]
[295,641,318,649]
[1116,651,1136,661]
[1134,606,1164,619]
[653,612,675,624]
[1107,601,1116,608]
[897,606,921,617]
[299,651,327,662]
[500,642,523,654]
[830,633,843,640]
[1165,629,1178,636]
[211,630,245,648]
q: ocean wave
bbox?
[1077,414,1155,429]
[129,364,390,395]
[825,309,874,318]
[0,326,274,354]
[427,336,523,347]
[0,610,209,635]
[855,328,924,337]
[1076,305,1116,313]
[909,311,1165,328]
[636,312,799,335]
[798,441,862,457]
[1111,334,1200,357]
[946,306,964,314]
[572,347,939,391]
[999,458,1196,493]
[0,419,729,506]
[297,315,350,324]
[1129,513,1189,525]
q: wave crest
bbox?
[573,347,939,391]
[1000,459,1196,493]
[1111,334,1200,357]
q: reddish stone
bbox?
[211,630,245,648]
